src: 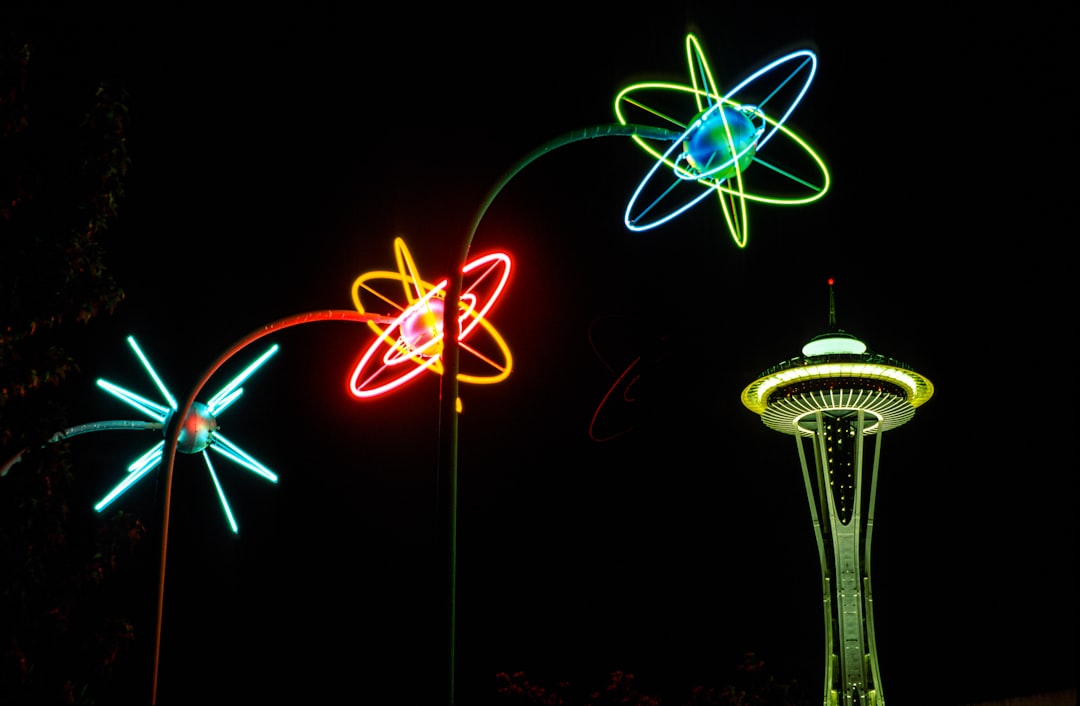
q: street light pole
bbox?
[437,123,680,704]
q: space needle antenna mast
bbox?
[740,279,934,706]
[827,280,837,328]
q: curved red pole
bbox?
[150,310,393,705]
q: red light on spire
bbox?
[827,277,834,286]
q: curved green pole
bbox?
[439,123,680,704]
[150,310,394,705]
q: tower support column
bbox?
[795,409,883,706]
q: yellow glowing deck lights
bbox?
[740,279,934,437]
[615,33,830,247]
[93,335,280,534]
[349,237,512,399]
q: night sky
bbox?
[6,4,1075,705]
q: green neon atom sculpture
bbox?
[615,32,831,248]
[93,335,280,534]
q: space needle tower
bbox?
[739,280,933,706]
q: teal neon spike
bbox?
[207,344,279,414]
[615,33,830,247]
[95,464,155,511]
[207,388,244,417]
[93,335,280,533]
[127,335,178,409]
[208,433,279,482]
[128,441,165,474]
[95,379,171,420]
[203,452,239,534]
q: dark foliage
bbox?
[1,11,148,704]
[1,12,127,436]
[495,653,809,706]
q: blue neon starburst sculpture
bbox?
[94,335,280,534]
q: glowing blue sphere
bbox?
[684,106,759,179]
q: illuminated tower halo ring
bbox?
[741,352,935,437]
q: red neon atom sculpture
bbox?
[348,237,513,402]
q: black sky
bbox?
[6,3,1075,704]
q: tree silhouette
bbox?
[495,653,809,706]
[1,11,149,703]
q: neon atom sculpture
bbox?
[93,335,280,534]
[349,236,513,404]
[615,32,830,247]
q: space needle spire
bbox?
[827,277,837,329]
[740,279,934,706]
